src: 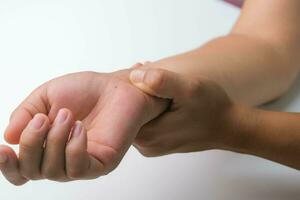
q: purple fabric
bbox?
[224,0,244,7]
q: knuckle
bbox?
[137,148,159,157]
[46,136,65,147]
[134,142,160,157]
[20,137,42,152]
[67,168,85,179]
[134,138,169,157]
[20,128,48,149]
[42,167,64,180]
[145,69,166,91]
[66,145,83,158]
[140,151,154,157]
[9,179,26,186]
[65,149,86,179]
[19,141,31,152]
[187,78,204,95]
[134,137,156,148]
[104,157,121,174]
[20,169,41,180]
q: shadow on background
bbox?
[223,174,300,200]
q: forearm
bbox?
[150,34,299,106]
[225,105,300,170]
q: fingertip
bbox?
[58,108,73,118]
[37,113,50,122]
[0,150,8,164]
[0,146,14,168]
[51,108,74,127]
[0,145,28,186]
[4,123,24,144]
[0,147,12,166]
[63,108,75,123]
[130,69,146,83]
[72,121,84,137]
[4,131,19,144]
[131,62,143,69]
[0,145,16,156]
[4,109,37,144]
[69,121,87,145]
[131,61,152,69]
[29,113,50,130]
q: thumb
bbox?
[129,68,187,99]
[4,85,49,144]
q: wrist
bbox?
[112,68,170,124]
[216,103,259,153]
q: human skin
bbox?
[127,0,300,169]
[130,66,300,170]
[0,70,167,185]
[148,0,300,106]
[1,0,300,185]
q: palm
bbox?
[5,70,166,172]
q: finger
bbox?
[132,110,177,157]
[86,85,156,161]
[129,68,188,99]
[131,61,153,69]
[143,61,152,65]
[41,108,74,181]
[0,145,28,186]
[19,113,50,180]
[86,75,170,174]
[66,121,104,180]
[5,84,49,144]
[134,111,174,145]
[131,62,143,68]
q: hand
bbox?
[129,65,235,156]
[0,70,167,185]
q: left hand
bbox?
[0,69,167,185]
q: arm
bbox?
[228,105,300,169]
[129,67,300,169]
[147,0,300,106]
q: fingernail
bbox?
[72,121,82,138]
[130,69,145,83]
[29,114,45,130]
[0,152,8,164]
[54,109,69,124]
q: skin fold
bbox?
[0,70,167,185]
[130,66,300,170]
[1,0,300,185]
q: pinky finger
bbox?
[0,145,28,186]
[65,121,104,180]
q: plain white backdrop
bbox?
[0,0,300,199]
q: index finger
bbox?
[5,84,49,144]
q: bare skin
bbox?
[1,0,300,185]
[130,66,300,170]
[149,0,300,106]
[0,70,166,185]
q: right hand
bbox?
[129,65,236,157]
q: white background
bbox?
[0,0,300,199]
